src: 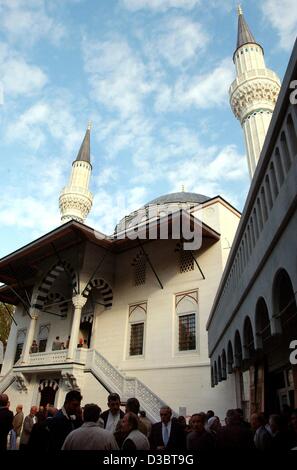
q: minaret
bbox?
[59,123,93,223]
[229,6,281,178]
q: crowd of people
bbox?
[0,391,297,451]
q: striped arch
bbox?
[38,379,59,392]
[45,293,68,314]
[33,261,77,311]
[82,278,113,309]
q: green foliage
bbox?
[0,303,13,347]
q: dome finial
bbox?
[181,184,185,192]
[87,120,92,131]
[237,4,243,16]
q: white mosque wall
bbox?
[2,200,240,418]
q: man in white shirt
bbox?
[101,393,124,432]
[62,404,118,450]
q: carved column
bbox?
[67,294,87,361]
[21,312,39,364]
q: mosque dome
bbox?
[144,192,210,206]
[114,191,210,234]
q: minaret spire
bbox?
[74,125,91,165]
[236,5,257,51]
[59,124,94,224]
[229,8,281,178]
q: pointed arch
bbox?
[243,316,255,359]
[221,349,227,379]
[234,330,243,367]
[214,361,218,385]
[255,297,271,349]
[33,261,77,311]
[227,341,234,374]
[272,268,297,335]
[218,356,222,382]
[82,278,113,309]
[45,293,68,315]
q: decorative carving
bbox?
[59,190,93,223]
[136,380,168,417]
[28,350,68,365]
[72,294,88,310]
[93,351,124,391]
[123,378,136,398]
[61,372,80,391]
[230,78,280,122]
[14,373,28,391]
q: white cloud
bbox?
[0,43,47,97]
[261,0,297,50]
[83,38,156,116]
[156,58,234,111]
[5,97,82,152]
[153,16,209,67]
[166,144,248,206]
[89,186,148,234]
[0,196,60,232]
[93,165,120,188]
[121,0,201,11]
[0,0,65,46]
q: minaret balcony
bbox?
[60,186,93,199]
[229,68,281,96]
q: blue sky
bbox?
[0,0,296,257]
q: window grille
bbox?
[134,255,146,285]
[179,313,196,351]
[129,323,144,356]
[180,250,194,273]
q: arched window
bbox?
[176,291,198,352]
[128,303,147,356]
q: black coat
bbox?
[46,409,82,451]
[101,409,125,429]
[149,419,186,451]
[0,407,13,451]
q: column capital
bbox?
[29,310,39,321]
[72,294,87,309]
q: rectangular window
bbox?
[129,323,144,356]
[179,313,196,351]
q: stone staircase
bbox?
[0,368,15,393]
[85,349,175,422]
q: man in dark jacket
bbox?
[101,393,124,432]
[47,390,83,451]
[217,409,254,450]
[150,406,186,451]
[0,394,13,451]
